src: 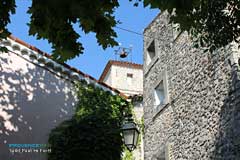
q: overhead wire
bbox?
[115,26,143,36]
[115,26,157,39]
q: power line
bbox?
[115,25,184,43]
[115,26,155,39]
[115,26,143,36]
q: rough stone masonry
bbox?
[143,11,240,160]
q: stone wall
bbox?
[143,11,240,160]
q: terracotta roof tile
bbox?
[8,35,128,99]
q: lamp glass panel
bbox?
[123,130,134,145]
[133,130,139,147]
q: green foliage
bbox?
[0,0,15,39]
[48,80,132,160]
[136,116,144,147]
[27,0,119,62]
[122,147,133,160]
[1,0,239,60]
[132,114,143,147]
[0,46,8,53]
[137,0,240,52]
[0,0,119,62]
[140,116,144,133]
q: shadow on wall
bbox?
[211,63,240,159]
[0,52,77,160]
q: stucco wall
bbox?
[103,67,112,86]
[109,65,143,96]
[0,51,78,160]
[102,63,144,159]
[132,100,144,160]
[143,11,240,160]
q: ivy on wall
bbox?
[122,102,144,160]
[122,147,133,160]
[48,80,132,160]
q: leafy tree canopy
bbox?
[141,0,240,52]
[48,80,132,160]
[0,0,239,61]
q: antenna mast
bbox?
[114,45,133,62]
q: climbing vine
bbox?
[122,147,133,160]
[48,80,132,160]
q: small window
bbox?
[127,73,133,85]
[158,147,166,160]
[154,81,165,106]
[146,40,156,65]
[127,73,133,78]
[152,146,166,160]
[172,23,180,40]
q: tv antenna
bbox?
[114,44,133,62]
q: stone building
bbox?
[99,60,144,159]
[0,36,126,160]
[143,11,240,160]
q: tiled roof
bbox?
[1,35,128,99]
[99,60,143,82]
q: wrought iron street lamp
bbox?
[122,115,140,151]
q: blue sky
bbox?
[7,0,159,79]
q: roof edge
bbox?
[4,35,128,99]
[99,60,143,82]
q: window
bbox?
[127,73,133,78]
[172,23,180,40]
[153,70,169,111]
[154,81,165,106]
[158,147,166,160]
[146,40,156,65]
[152,146,166,160]
[127,73,133,85]
[152,143,171,160]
